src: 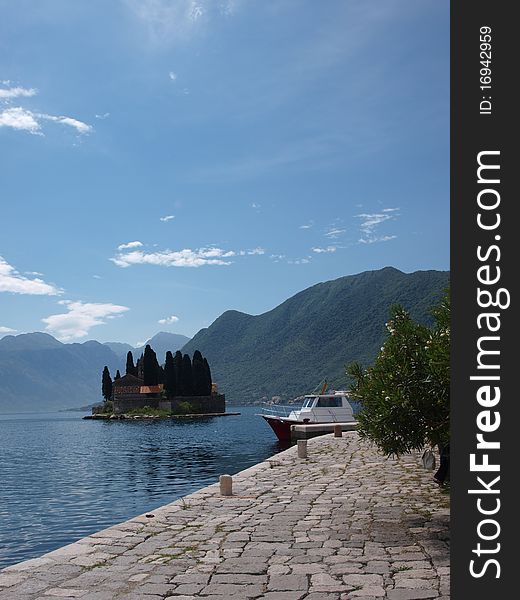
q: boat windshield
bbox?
[316,396,343,408]
[302,397,316,408]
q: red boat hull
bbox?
[262,416,301,443]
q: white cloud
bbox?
[0,256,62,295]
[299,223,313,229]
[160,215,175,222]
[0,85,37,100]
[168,71,177,81]
[117,240,144,250]
[312,246,337,254]
[0,107,92,136]
[111,246,236,268]
[42,300,129,342]
[0,107,41,134]
[158,315,179,325]
[95,112,110,119]
[247,247,265,255]
[251,203,260,209]
[0,326,16,334]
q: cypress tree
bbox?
[126,351,137,376]
[182,353,194,396]
[164,351,177,397]
[173,350,183,394]
[203,357,212,395]
[192,350,206,396]
[115,369,121,380]
[143,345,159,385]
[137,353,144,380]
[102,366,113,401]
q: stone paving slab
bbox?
[0,433,450,599]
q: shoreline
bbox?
[0,432,450,599]
[83,412,241,420]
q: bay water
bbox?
[0,405,284,569]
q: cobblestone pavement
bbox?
[0,433,450,600]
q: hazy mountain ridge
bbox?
[103,332,191,360]
[0,331,191,413]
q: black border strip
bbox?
[451,1,516,596]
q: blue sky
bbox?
[0,0,449,345]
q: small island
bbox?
[87,346,226,419]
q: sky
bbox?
[0,0,449,346]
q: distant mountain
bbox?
[0,331,192,413]
[103,332,191,362]
[0,334,122,413]
[136,332,192,362]
[102,341,135,359]
[183,267,449,404]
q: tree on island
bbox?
[164,350,177,397]
[181,353,194,396]
[192,350,206,396]
[347,288,450,480]
[101,366,113,401]
[143,345,160,385]
[203,357,212,395]
[126,351,137,377]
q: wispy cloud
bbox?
[124,0,242,44]
[118,241,144,250]
[0,256,62,295]
[160,215,175,222]
[325,227,346,239]
[111,246,236,268]
[42,300,129,342]
[238,247,265,256]
[111,243,266,268]
[312,246,337,254]
[299,222,314,229]
[168,71,177,81]
[0,326,16,334]
[95,112,110,120]
[356,207,400,244]
[158,315,179,325]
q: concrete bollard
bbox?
[297,439,308,459]
[334,424,343,438]
[219,474,233,496]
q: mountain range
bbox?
[0,267,448,413]
[0,332,190,413]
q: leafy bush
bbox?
[347,288,450,456]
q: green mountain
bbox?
[182,267,449,404]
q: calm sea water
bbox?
[0,405,285,569]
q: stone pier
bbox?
[0,433,450,599]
